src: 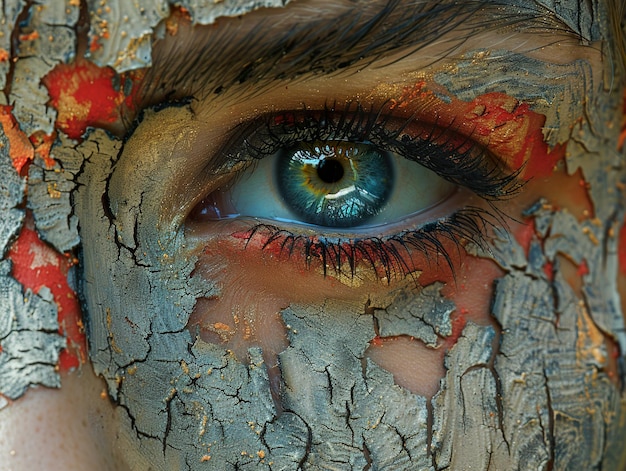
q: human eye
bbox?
[186,101,522,281]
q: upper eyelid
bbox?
[209,103,524,201]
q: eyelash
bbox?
[198,101,522,280]
[236,207,497,281]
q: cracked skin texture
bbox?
[1,0,626,470]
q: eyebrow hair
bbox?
[136,0,582,111]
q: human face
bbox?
[1,1,625,469]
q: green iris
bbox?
[276,141,394,227]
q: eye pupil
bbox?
[317,158,344,183]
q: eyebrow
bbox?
[137,0,582,109]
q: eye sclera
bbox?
[187,184,477,241]
[190,139,459,231]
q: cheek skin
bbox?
[0,371,124,471]
[187,225,504,399]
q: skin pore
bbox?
[0,0,625,470]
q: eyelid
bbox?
[205,103,524,204]
[180,100,526,282]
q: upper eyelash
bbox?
[216,101,524,202]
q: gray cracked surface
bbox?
[0,261,65,400]
[0,0,623,469]
[27,135,84,253]
[86,0,291,72]
[371,282,454,347]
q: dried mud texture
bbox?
[434,202,626,470]
[0,122,64,401]
[0,261,65,399]
[74,129,447,468]
[86,0,291,72]
[0,1,24,98]
[0,130,24,256]
[275,301,433,470]
[370,282,454,347]
[27,135,84,253]
[9,1,79,136]
[20,0,624,469]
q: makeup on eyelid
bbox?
[183,84,574,397]
[187,85,559,280]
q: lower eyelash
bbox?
[235,206,497,281]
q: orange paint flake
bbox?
[7,220,87,371]
[89,35,102,52]
[43,59,143,139]
[577,260,589,277]
[0,48,9,62]
[18,31,39,41]
[0,105,35,173]
[370,336,384,347]
[29,131,56,168]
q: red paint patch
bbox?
[7,220,86,371]
[457,93,564,179]
[0,105,35,173]
[514,219,536,257]
[543,261,554,281]
[577,260,589,277]
[43,59,142,139]
[389,86,564,180]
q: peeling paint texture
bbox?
[0,0,624,469]
[27,136,84,253]
[0,120,65,400]
[0,130,24,255]
[0,262,64,399]
[0,1,24,98]
[10,1,79,136]
[86,0,291,72]
[70,0,626,469]
[372,282,454,346]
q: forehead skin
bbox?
[0,0,625,470]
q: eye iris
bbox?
[277,141,393,227]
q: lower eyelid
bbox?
[186,188,495,281]
[186,198,496,285]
